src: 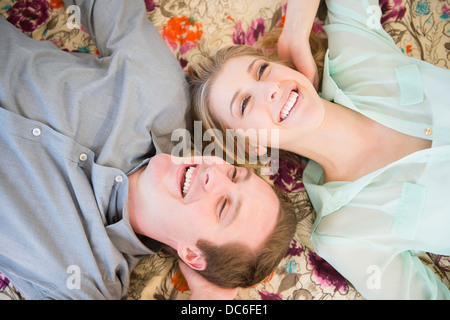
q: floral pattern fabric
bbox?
[0,0,449,300]
[380,0,450,69]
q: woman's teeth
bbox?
[280,91,299,121]
[182,166,195,196]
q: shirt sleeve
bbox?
[62,0,192,155]
[62,0,149,58]
[1,1,190,159]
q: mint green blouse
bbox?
[303,0,450,299]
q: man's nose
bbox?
[203,166,232,194]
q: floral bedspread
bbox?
[1,0,449,300]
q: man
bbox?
[0,0,295,299]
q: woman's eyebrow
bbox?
[229,59,259,114]
[229,90,240,115]
[247,58,258,74]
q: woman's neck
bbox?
[285,99,388,182]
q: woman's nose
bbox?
[263,81,280,103]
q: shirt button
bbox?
[79,153,88,161]
[32,128,41,136]
[424,128,432,135]
[115,175,123,183]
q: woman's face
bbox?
[209,55,324,149]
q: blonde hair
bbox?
[187,28,327,164]
[183,28,324,288]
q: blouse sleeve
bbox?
[320,0,438,138]
[324,0,401,59]
[311,232,450,299]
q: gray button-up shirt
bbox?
[0,0,189,299]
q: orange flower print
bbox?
[50,0,64,9]
[171,271,190,292]
[250,270,274,288]
[162,16,203,55]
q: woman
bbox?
[188,0,450,299]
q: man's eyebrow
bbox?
[241,166,252,182]
[229,59,259,115]
[228,167,252,226]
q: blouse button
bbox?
[115,175,123,183]
[424,128,432,136]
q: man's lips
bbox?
[180,164,197,197]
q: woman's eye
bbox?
[232,167,237,181]
[240,96,250,115]
[258,62,269,80]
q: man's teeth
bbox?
[280,91,299,120]
[182,166,195,196]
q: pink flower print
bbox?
[308,252,349,293]
[380,0,406,24]
[440,5,450,20]
[0,272,10,291]
[258,290,283,300]
[270,153,306,193]
[312,17,325,35]
[7,0,51,33]
[144,0,159,12]
[436,255,450,272]
[232,18,266,46]
[286,239,305,258]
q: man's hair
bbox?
[195,184,306,288]
[184,26,325,288]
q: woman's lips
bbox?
[279,90,300,121]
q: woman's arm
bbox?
[278,0,322,90]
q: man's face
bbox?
[136,154,280,260]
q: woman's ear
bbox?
[248,143,267,157]
[177,245,207,271]
[245,136,268,157]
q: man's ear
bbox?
[177,245,207,271]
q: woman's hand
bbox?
[278,32,319,91]
[278,0,321,91]
[179,261,239,300]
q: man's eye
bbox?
[240,96,250,115]
[258,62,269,80]
[232,167,237,181]
[218,199,227,218]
